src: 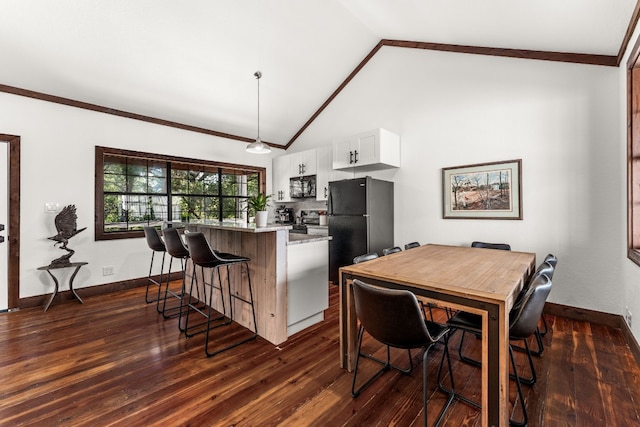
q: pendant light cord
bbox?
[255,71,262,140]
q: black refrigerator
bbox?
[328,177,394,284]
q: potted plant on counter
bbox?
[248,192,272,227]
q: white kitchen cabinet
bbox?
[316,145,350,201]
[272,155,291,202]
[287,239,329,336]
[332,128,400,171]
[289,149,317,177]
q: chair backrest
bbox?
[513,260,554,310]
[353,252,379,264]
[143,226,166,252]
[382,246,402,256]
[404,242,420,250]
[162,228,189,258]
[471,241,511,251]
[509,274,552,339]
[352,279,436,348]
[544,253,558,268]
[184,232,217,266]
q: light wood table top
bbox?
[340,243,534,308]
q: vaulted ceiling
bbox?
[1,1,637,149]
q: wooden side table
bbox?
[38,262,88,311]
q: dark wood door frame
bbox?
[1,134,20,309]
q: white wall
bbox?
[2,42,637,346]
[620,26,640,341]
[0,92,277,298]
[293,46,624,318]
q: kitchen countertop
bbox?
[187,220,292,233]
[287,233,332,246]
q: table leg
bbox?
[339,272,359,371]
[43,270,59,312]
[486,300,507,427]
[69,265,84,304]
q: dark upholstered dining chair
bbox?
[470,241,511,251]
[382,246,402,256]
[351,279,456,427]
[537,253,558,337]
[405,241,420,250]
[443,273,553,426]
[353,252,379,264]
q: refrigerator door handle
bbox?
[328,187,333,215]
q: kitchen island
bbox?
[185,221,330,345]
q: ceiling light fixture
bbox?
[246,70,271,154]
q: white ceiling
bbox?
[0,0,636,148]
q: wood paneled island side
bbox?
[185,222,292,345]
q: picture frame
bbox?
[442,159,522,220]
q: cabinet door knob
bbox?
[354,150,359,163]
[349,151,354,164]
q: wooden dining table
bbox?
[339,244,536,427]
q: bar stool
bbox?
[183,232,257,357]
[143,226,166,304]
[159,228,190,320]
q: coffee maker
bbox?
[275,207,295,224]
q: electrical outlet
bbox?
[102,266,114,276]
[625,307,632,328]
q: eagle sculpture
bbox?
[48,204,86,267]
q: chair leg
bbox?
[437,334,481,410]
[540,314,549,336]
[351,324,415,397]
[145,251,165,303]
[456,330,481,367]
[430,336,456,427]
[508,345,528,426]
[158,255,185,318]
[204,261,257,358]
[510,338,537,386]
[512,327,544,357]
[157,254,172,313]
[351,326,390,397]
[182,265,225,337]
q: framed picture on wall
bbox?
[442,159,522,220]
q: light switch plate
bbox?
[44,202,60,213]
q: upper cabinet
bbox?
[332,128,400,171]
[289,149,317,177]
[273,148,317,202]
[315,145,350,201]
[273,155,292,202]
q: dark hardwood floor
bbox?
[1,283,639,426]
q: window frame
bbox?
[628,37,640,266]
[95,146,266,241]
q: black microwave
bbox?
[290,175,316,198]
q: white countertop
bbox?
[187,220,292,233]
[287,233,332,245]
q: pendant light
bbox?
[246,70,271,154]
